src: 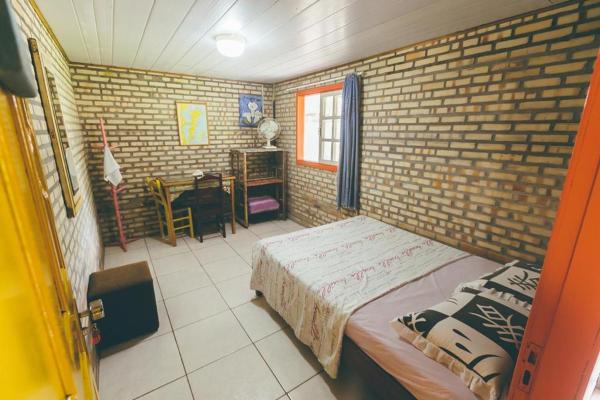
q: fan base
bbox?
[263,138,277,149]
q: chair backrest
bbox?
[145,177,171,218]
[193,172,223,204]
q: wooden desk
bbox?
[159,175,236,246]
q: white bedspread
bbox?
[250,216,468,377]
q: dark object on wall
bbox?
[0,0,37,97]
[87,261,158,351]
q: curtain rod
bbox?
[283,72,363,93]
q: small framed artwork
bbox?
[176,102,209,145]
[239,94,263,127]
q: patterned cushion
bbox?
[456,260,541,304]
[391,290,530,400]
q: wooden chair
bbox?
[192,173,226,242]
[145,177,194,240]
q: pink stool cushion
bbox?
[248,196,279,214]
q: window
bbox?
[296,83,343,171]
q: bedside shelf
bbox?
[247,177,284,187]
[230,148,287,227]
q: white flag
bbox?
[103,145,122,186]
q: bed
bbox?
[346,255,501,399]
[250,216,504,399]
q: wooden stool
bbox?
[87,261,158,351]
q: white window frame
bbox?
[318,90,342,165]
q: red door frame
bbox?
[509,50,600,399]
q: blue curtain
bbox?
[337,73,361,210]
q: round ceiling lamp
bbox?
[215,34,246,58]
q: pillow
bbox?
[456,260,541,305]
[390,290,530,400]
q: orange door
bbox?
[509,50,600,399]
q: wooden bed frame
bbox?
[341,336,416,400]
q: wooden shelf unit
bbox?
[247,177,284,187]
[230,148,287,228]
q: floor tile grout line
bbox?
[130,375,188,400]
[160,273,249,306]
[154,264,206,280]
[228,299,287,398]
[159,282,215,302]
[227,223,322,397]
[184,374,195,400]
[179,239,257,374]
[171,323,196,400]
[102,224,304,399]
[142,237,187,386]
[146,234,193,262]
[171,308,229,333]
[223,225,317,396]
[155,253,248,302]
[181,342,255,377]
[251,338,287,397]
[282,370,322,396]
[248,325,324,395]
[153,255,196,400]
[195,233,287,397]
[161,242,248,331]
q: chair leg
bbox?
[198,222,203,243]
[188,208,195,238]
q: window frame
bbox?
[319,91,342,164]
[296,82,343,172]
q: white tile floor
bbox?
[100,220,378,400]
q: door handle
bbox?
[79,299,104,345]
[79,299,105,321]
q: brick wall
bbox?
[274,0,600,263]
[70,65,274,243]
[10,0,102,309]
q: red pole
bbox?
[99,118,127,251]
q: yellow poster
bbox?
[176,102,209,145]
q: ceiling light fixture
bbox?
[215,34,246,58]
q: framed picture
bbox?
[29,38,82,217]
[176,102,209,145]
[239,94,263,127]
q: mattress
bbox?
[251,216,468,377]
[346,255,502,400]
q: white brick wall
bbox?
[11,0,102,310]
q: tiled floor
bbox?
[100,219,378,400]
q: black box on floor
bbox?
[87,261,159,351]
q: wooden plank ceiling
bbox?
[36,0,555,83]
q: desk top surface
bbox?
[230,147,286,154]
[159,173,235,187]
